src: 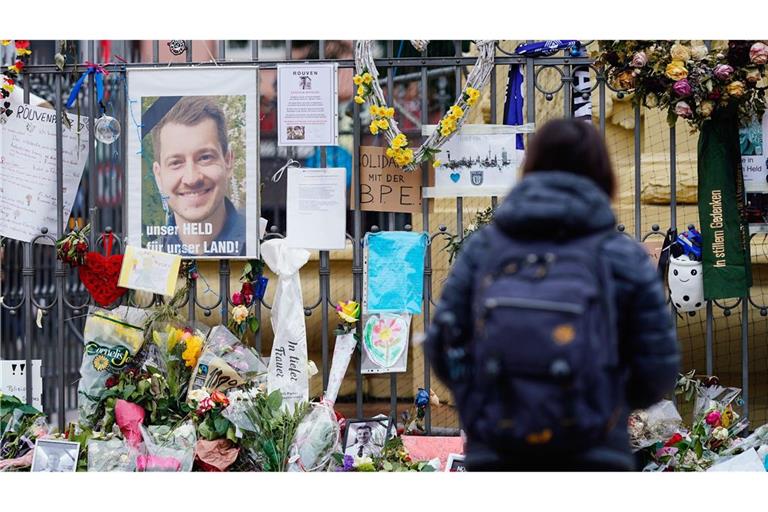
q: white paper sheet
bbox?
[277,63,338,147]
[286,167,346,250]
[0,360,43,411]
[0,105,89,243]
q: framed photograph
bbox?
[342,417,393,459]
[445,453,466,472]
[31,439,80,472]
[126,66,259,258]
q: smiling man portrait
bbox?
[143,95,247,256]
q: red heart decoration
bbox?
[78,252,128,306]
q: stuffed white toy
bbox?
[668,255,704,312]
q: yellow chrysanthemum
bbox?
[377,119,389,130]
[353,75,363,86]
[354,95,365,104]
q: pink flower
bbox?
[714,64,734,81]
[674,101,693,118]
[705,410,722,427]
[750,42,768,65]
[672,79,692,97]
[196,397,214,415]
[630,51,648,68]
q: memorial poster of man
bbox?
[126,67,259,258]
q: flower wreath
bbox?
[1,40,33,100]
[597,41,768,129]
[354,40,496,171]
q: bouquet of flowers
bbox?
[87,435,137,472]
[77,306,149,428]
[597,41,768,129]
[442,207,494,263]
[188,389,237,444]
[0,395,48,471]
[138,421,197,472]
[147,321,208,403]
[223,387,308,471]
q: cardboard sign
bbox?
[356,146,424,213]
[643,239,665,268]
[0,360,43,411]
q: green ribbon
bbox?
[697,105,752,300]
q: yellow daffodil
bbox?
[440,127,452,137]
[386,107,395,118]
[385,147,395,158]
[449,105,464,118]
[362,73,373,85]
[377,119,389,130]
[353,75,363,86]
[434,159,441,167]
[357,85,365,96]
[370,123,379,135]
[354,95,365,104]
[370,105,379,116]
[336,301,360,323]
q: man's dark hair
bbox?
[357,424,372,432]
[521,118,616,198]
[151,96,229,161]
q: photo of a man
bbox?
[127,67,258,259]
[142,96,246,256]
[31,439,80,472]
[343,418,391,458]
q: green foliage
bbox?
[441,206,495,263]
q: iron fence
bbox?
[1,40,764,435]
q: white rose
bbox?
[187,389,209,403]
[712,426,729,441]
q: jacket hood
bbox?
[493,171,616,239]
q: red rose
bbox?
[708,90,721,101]
[664,433,683,447]
[76,241,87,253]
[105,375,118,389]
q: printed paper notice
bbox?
[277,63,338,146]
[286,167,346,250]
[118,245,182,296]
[0,104,89,243]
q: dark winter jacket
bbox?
[425,171,680,471]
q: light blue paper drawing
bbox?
[365,231,428,314]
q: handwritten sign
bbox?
[0,104,89,243]
[356,146,424,213]
[0,360,43,411]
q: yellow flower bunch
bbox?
[437,103,468,138]
[368,103,395,135]
[464,86,481,106]
[353,71,374,104]
[386,133,414,167]
[181,334,204,368]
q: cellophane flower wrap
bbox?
[138,421,196,472]
[628,400,683,451]
[188,325,268,398]
[77,306,149,428]
[286,309,359,472]
[87,436,137,472]
[0,396,48,471]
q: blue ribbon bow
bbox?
[66,62,109,110]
